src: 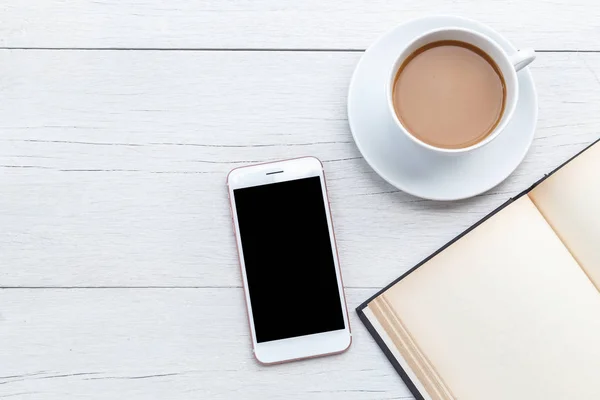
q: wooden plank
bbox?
[1,50,599,288]
[2,1,600,50]
[0,288,414,400]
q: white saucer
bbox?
[347,16,538,201]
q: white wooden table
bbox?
[1,2,599,399]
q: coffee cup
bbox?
[386,27,535,155]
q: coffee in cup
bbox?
[387,28,536,155]
[392,40,506,149]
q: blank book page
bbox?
[383,196,600,400]
[529,141,600,290]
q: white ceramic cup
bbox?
[387,27,536,155]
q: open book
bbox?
[357,139,600,400]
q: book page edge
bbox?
[362,306,433,400]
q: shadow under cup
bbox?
[387,28,520,155]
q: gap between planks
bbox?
[0,47,599,53]
[0,286,382,290]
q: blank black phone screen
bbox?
[233,176,345,343]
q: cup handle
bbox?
[509,48,536,72]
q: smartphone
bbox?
[227,157,351,364]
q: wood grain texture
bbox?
[0,288,415,400]
[2,1,600,50]
[1,50,599,288]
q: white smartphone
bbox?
[227,157,351,365]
